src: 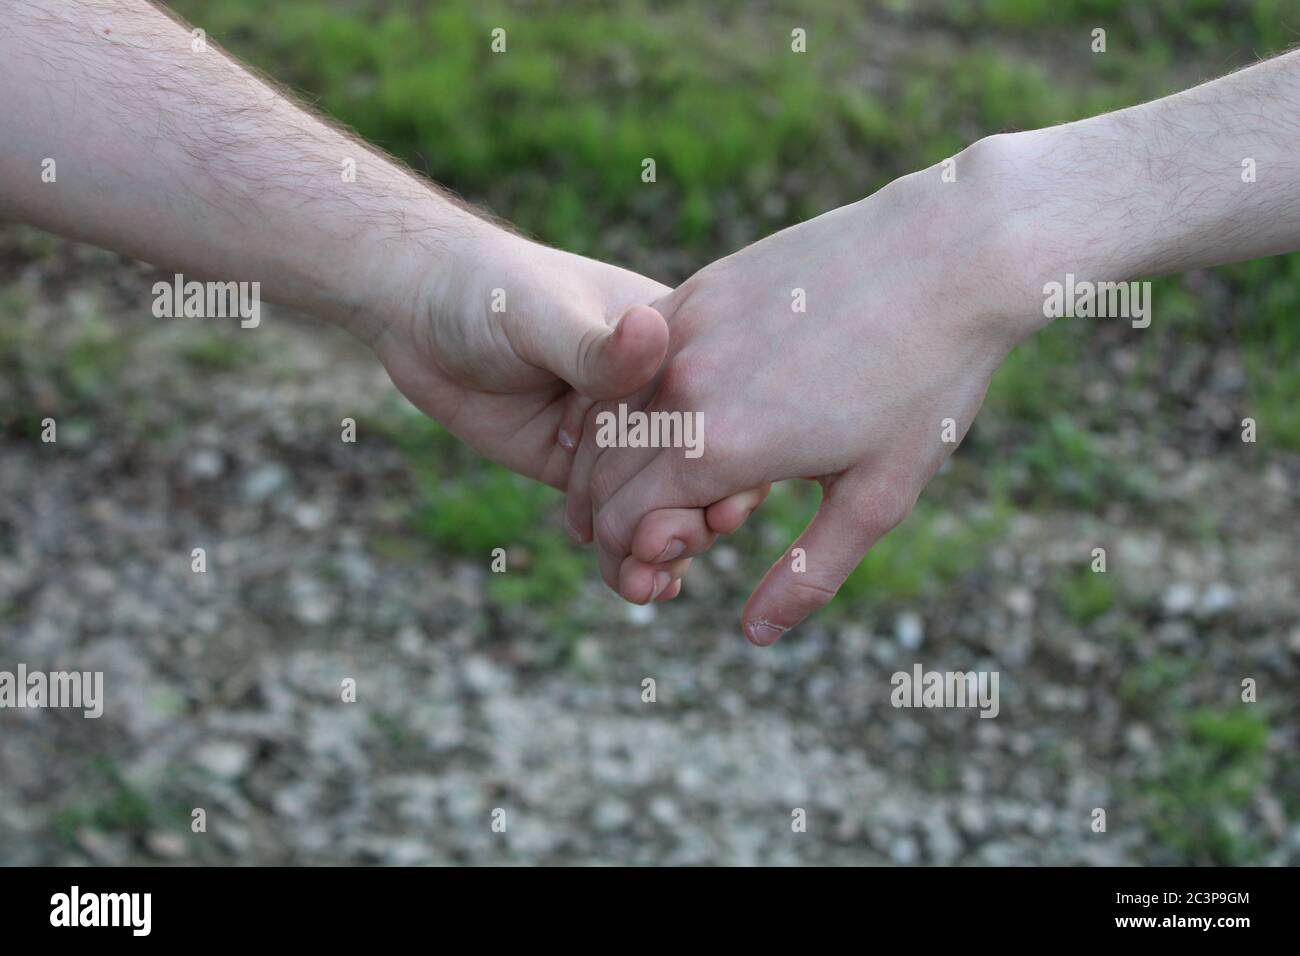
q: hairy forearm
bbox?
[0,0,492,341]
[947,50,1300,337]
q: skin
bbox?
[570,50,1300,643]
[0,0,756,602]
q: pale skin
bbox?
[0,0,760,603]
[573,50,1300,643]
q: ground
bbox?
[1,0,1298,865]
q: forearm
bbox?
[0,0,493,343]
[978,49,1300,332]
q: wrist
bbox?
[884,133,1052,348]
[919,126,1156,345]
[958,121,1172,337]
[341,196,510,352]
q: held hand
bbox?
[371,224,767,601]
[566,141,1045,641]
[371,227,674,489]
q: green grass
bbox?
[984,323,1086,426]
[1116,647,1275,863]
[840,501,1007,605]
[374,409,587,614]
[1054,565,1116,624]
[0,291,132,433]
[1118,655,1200,718]
[356,391,591,618]
[748,488,1004,608]
[414,466,588,617]
[359,397,449,459]
[174,327,258,371]
[413,465,556,556]
[1139,708,1271,864]
[1010,413,1149,510]
[52,759,156,844]
[169,0,1288,261]
[1234,256,1300,450]
[486,534,587,610]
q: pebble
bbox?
[894,611,924,651]
[193,740,254,781]
[462,655,503,694]
[293,502,326,530]
[145,830,189,861]
[288,573,338,627]
[1198,582,1235,616]
[241,463,290,503]
[889,834,919,865]
[623,602,656,626]
[709,544,739,573]
[1004,587,1035,617]
[185,448,225,481]
[957,802,989,838]
[1163,582,1198,616]
[592,797,634,832]
[649,796,681,828]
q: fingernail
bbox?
[557,429,576,451]
[746,619,788,646]
[650,571,671,602]
[654,538,686,562]
[565,517,583,543]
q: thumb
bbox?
[553,304,670,400]
[741,477,909,646]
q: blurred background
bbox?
[1,0,1297,865]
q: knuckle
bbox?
[589,457,621,508]
[692,409,748,473]
[583,399,611,437]
[574,325,606,385]
[787,576,840,612]
[666,274,707,316]
[592,507,628,557]
[657,352,711,405]
[859,485,916,537]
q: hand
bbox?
[371,226,674,489]
[372,224,767,600]
[565,137,1044,640]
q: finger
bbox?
[553,304,670,400]
[563,383,657,544]
[557,391,593,454]
[624,486,770,567]
[618,501,722,602]
[655,578,683,602]
[629,508,718,564]
[582,436,666,577]
[704,483,771,534]
[592,448,740,574]
[741,476,911,646]
[564,401,604,543]
[618,555,692,605]
[597,534,624,593]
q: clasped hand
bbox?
[376,138,1043,645]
